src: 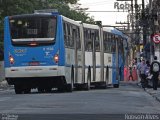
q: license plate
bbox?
[29,61,40,66]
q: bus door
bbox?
[84,29,93,83]
[72,26,82,84]
[94,30,101,82]
[100,28,104,83]
[115,36,119,84]
[80,24,85,84]
[91,30,96,82]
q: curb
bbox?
[136,82,160,102]
[0,80,9,89]
[145,89,160,102]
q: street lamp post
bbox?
[149,0,153,62]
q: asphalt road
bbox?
[0,82,160,120]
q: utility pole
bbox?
[131,0,134,32]
[142,0,147,54]
[130,0,134,63]
[149,0,153,62]
[134,0,140,58]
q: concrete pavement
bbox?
[121,80,160,103]
[1,80,160,103]
[145,88,160,102]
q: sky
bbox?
[78,0,149,26]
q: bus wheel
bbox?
[38,87,44,93]
[45,88,52,93]
[24,88,31,94]
[14,85,22,94]
[58,86,65,92]
[113,84,119,88]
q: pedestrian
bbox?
[139,59,147,89]
[128,66,133,81]
[132,66,138,81]
[137,59,141,83]
[150,56,160,90]
[145,60,150,87]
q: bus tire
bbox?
[113,84,119,88]
[45,88,52,93]
[38,87,45,93]
[24,88,31,94]
[14,85,22,94]
[58,86,65,92]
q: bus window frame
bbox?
[112,34,116,53]
[64,22,81,49]
[84,29,93,52]
[94,30,100,52]
[9,14,57,46]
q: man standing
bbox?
[137,59,141,82]
[139,59,147,89]
[150,56,160,90]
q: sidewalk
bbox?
[121,81,160,102]
[136,82,160,102]
[145,88,160,102]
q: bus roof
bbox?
[8,13,56,19]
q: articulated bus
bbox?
[4,10,128,94]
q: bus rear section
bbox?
[4,14,66,94]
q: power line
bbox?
[85,10,129,12]
[78,1,114,7]
[79,3,113,7]
[79,1,113,5]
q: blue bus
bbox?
[4,10,128,94]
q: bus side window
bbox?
[70,25,75,48]
[66,23,72,47]
[85,29,92,51]
[106,32,109,52]
[112,35,116,53]
[76,28,81,50]
[95,30,100,52]
[108,33,111,53]
[63,22,69,47]
[84,29,87,51]
[71,25,80,50]
[103,32,107,53]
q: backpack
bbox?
[153,62,159,72]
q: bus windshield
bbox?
[9,14,57,45]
